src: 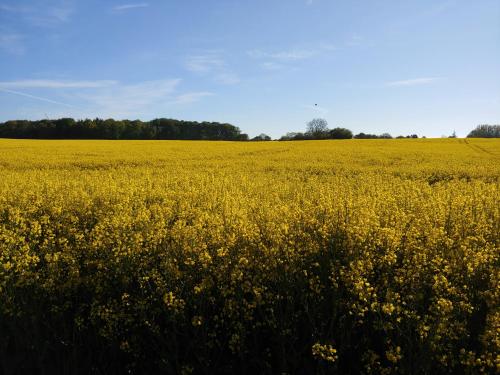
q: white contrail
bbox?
[113,3,149,11]
[0,87,75,108]
[386,77,439,87]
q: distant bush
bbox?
[328,127,353,139]
[396,134,419,139]
[467,124,500,138]
[280,132,313,141]
[354,133,378,139]
[251,133,272,141]
[354,133,393,139]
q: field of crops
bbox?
[0,138,498,374]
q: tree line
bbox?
[0,117,498,140]
[280,120,500,140]
[0,118,249,140]
[467,124,500,138]
[279,118,420,140]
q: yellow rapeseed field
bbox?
[0,138,499,374]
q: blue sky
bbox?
[0,0,499,138]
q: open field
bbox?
[0,138,499,374]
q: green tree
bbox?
[251,133,271,141]
[329,127,353,139]
[306,118,329,138]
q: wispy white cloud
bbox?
[260,62,285,70]
[185,52,240,85]
[185,54,225,73]
[0,78,214,118]
[0,79,118,89]
[0,1,75,26]
[172,91,214,105]
[248,43,335,68]
[306,0,314,5]
[318,42,336,51]
[113,3,149,11]
[386,77,440,87]
[47,1,74,23]
[79,79,182,116]
[214,72,240,85]
[0,33,25,55]
[345,34,363,47]
[427,0,456,17]
[0,87,74,107]
[248,48,316,61]
[0,4,31,12]
[80,80,213,116]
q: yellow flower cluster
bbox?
[0,138,498,373]
[312,342,338,362]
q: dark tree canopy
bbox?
[396,134,419,139]
[354,133,379,139]
[251,133,272,141]
[467,124,500,138]
[0,118,249,141]
[280,128,353,141]
[328,127,353,139]
[280,132,310,141]
[379,133,393,139]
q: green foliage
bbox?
[0,118,248,141]
[396,134,419,139]
[281,121,353,141]
[251,133,272,141]
[328,127,353,139]
[467,124,500,138]
[306,118,329,137]
[355,133,393,139]
[280,132,311,141]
